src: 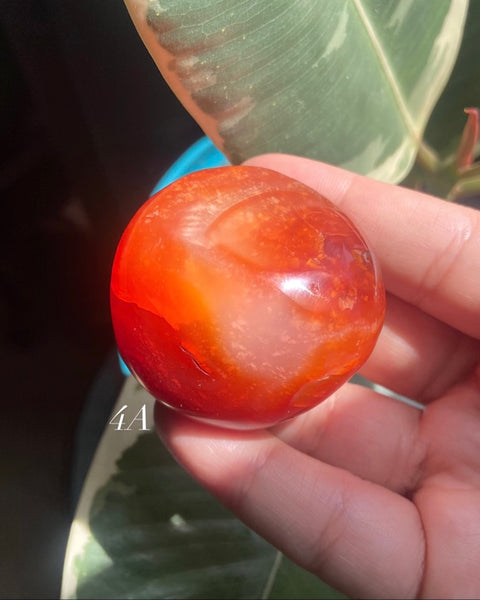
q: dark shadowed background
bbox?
[0,1,201,597]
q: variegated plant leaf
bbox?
[124,0,467,183]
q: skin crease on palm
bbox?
[154,153,480,599]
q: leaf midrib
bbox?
[261,550,283,599]
[352,0,420,144]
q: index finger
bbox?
[245,154,480,339]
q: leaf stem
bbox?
[416,141,441,173]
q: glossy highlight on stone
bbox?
[110,166,385,429]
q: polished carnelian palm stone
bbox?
[111,166,385,429]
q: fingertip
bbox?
[153,401,273,495]
[153,401,231,457]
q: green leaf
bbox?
[423,0,480,164]
[62,377,345,599]
[125,0,467,183]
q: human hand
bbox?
[154,154,480,599]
